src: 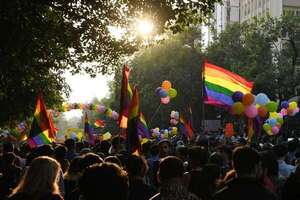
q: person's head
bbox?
[150,144,159,157]
[79,163,128,200]
[188,146,209,169]
[11,156,61,198]
[54,145,67,160]
[273,144,288,160]
[141,141,152,157]
[259,151,278,178]
[105,156,122,167]
[3,141,14,153]
[65,138,75,152]
[158,156,184,184]
[35,144,55,158]
[126,155,148,178]
[2,152,16,167]
[232,146,260,177]
[158,140,171,158]
[176,146,188,161]
[100,140,111,155]
[65,156,82,176]
[80,153,103,171]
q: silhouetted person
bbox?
[214,146,276,200]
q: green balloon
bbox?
[276,117,284,125]
[263,123,272,132]
[266,101,278,112]
[168,88,177,99]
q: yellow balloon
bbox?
[289,101,298,109]
[269,112,278,119]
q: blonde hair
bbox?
[11,156,61,199]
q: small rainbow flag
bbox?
[137,112,150,138]
[94,119,105,128]
[204,61,253,107]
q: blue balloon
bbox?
[155,87,162,95]
[269,118,277,127]
[232,91,244,102]
[280,101,289,109]
[255,93,269,105]
[158,89,168,98]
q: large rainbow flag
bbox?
[204,61,253,107]
[28,95,55,148]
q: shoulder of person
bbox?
[149,193,160,200]
[43,193,63,200]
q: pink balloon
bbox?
[280,108,287,116]
[295,107,300,113]
[271,126,279,135]
[161,96,170,104]
[111,111,119,120]
[245,105,258,118]
[98,105,106,114]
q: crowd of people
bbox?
[0,134,299,200]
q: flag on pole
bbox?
[203,61,253,107]
[137,112,150,138]
[126,87,141,154]
[28,94,55,148]
[179,113,194,140]
[118,65,133,129]
[84,112,95,145]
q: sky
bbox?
[65,72,113,103]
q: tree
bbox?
[109,28,219,131]
[0,0,221,126]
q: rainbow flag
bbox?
[137,112,150,138]
[179,113,193,140]
[84,113,95,145]
[204,61,253,107]
[94,119,105,128]
[28,95,54,148]
[118,65,133,129]
[126,87,141,154]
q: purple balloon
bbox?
[155,87,162,95]
[280,101,289,109]
[232,91,244,102]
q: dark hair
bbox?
[2,152,16,166]
[273,144,288,158]
[126,155,147,177]
[260,151,278,177]
[233,146,260,175]
[65,139,75,151]
[188,146,209,168]
[55,145,67,160]
[79,163,128,200]
[80,153,103,171]
[3,142,14,153]
[67,156,82,175]
[158,156,184,183]
[105,156,122,167]
[100,140,111,155]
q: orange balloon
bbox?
[258,106,268,118]
[242,93,255,106]
[287,108,294,116]
[162,80,172,91]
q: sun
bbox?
[137,19,154,36]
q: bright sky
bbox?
[65,72,113,103]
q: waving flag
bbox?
[28,94,55,148]
[118,65,133,128]
[137,112,150,138]
[126,87,141,154]
[204,61,253,107]
[84,113,95,145]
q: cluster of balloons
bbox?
[170,110,180,125]
[280,101,299,117]
[61,103,119,120]
[151,127,178,139]
[156,80,177,104]
[231,92,299,136]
